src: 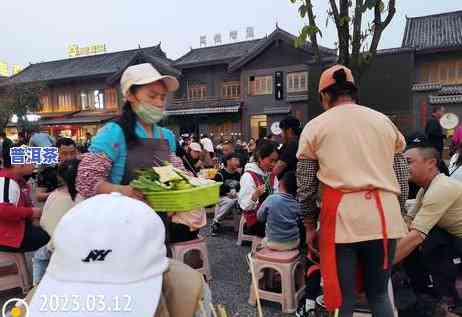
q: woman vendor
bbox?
[296,65,409,317]
[76,63,204,243]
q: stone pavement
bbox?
[203,222,292,317]
[0,214,434,317]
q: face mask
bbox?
[133,103,165,124]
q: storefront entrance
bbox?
[250,115,268,140]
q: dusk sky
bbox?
[1,0,460,72]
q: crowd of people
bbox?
[1,62,462,317]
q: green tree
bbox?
[291,0,396,80]
[0,83,44,137]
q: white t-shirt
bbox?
[200,138,214,153]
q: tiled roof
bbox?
[2,45,180,85]
[438,85,462,96]
[412,83,442,92]
[402,10,462,50]
[174,39,264,67]
[376,47,415,56]
[429,95,462,104]
[228,28,336,72]
[166,104,240,115]
[175,27,336,69]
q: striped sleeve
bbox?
[76,153,113,198]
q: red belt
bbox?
[319,186,389,311]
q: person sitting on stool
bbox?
[395,145,462,311]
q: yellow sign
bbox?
[67,44,79,58]
[67,44,107,58]
[0,61,9,77]
[12,65,22,75]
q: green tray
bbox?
[144,182,221,212]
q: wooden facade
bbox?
[0,45,179,142]
[169,27,337,140]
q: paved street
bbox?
[203,219,290,317]
[0,212,440,317]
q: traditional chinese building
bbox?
[403,10,462,130]
[0,45,179,142]
[168,27,336,140]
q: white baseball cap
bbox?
[189,142,202,152]
[121,63,179,97]
[29,193,168,317]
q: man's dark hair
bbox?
[281,171,297,197]
[223,140,234,149]
[320,68,358,103]
[0,132,6,138]
[279,116,302,136]
[56,137,76,149]
[223,153,240,167]
[415,146,440,163]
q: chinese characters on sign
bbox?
[229,30,238,41]
[0,61,9,77]
[0,62,24,77]
[10,146,59,165]
[200,36,207,47]
[246,27,255,39]
[68,44,107,58]
[214,33,222,45]
[12,65,22,75]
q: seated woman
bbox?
[76,63,204,243]
[33,158,83,285]
[0,142,48,252]
[257,171,302,251]
[238,140,279,237]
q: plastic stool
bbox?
[170,236,212,281]
[249,248,305,313]
[237,215,255,246]
[0,252,31,295]
[251,236,263,254]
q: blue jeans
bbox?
[33,246,51,285]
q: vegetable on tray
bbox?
[130,165,215,193]
[129,164,222,212]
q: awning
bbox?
[39,115,116,126]
[166,105,240,116]
[7,114,117,128]
[263,106,290,114]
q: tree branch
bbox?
[381,0,396,28]
[305,0,322,64]
[328,0,341,26]
[356,0,396,78]
[351,0,364,62]
[335,0,350,66]
[369,1,396,58]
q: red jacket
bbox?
[0,170,34,248]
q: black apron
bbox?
[120,126,172,248]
